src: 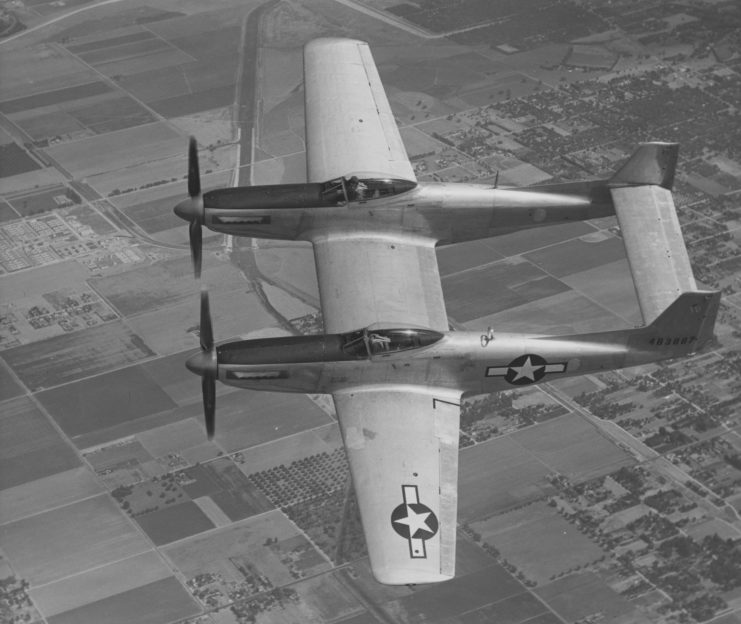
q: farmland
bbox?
[1,0,739,622]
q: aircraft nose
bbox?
[174,196,204,222]
[186,350,218,376]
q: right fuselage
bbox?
[211,325,673,397]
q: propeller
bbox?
[186,289,218,439]
[175,136,204,279]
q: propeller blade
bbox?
[199,289,213,352]
[203,374,216,439]
[188,136,201,198]
[189,219,202,279]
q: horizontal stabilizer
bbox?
[609,143,678,190]
[612,184,696,325]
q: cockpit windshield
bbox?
[321,177,416,204]
[341,327,443,358]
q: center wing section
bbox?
[334,387,461,584]
[304,38,415,182]
[312,234,448,333]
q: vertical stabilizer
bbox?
[609,142,678,190]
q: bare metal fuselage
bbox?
[199,179,614,244]
[206,326,679,397]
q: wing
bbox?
[334,387,461,584]
[303,38,415,182]
[312,235,448,333]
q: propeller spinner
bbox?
[174,136,205,279]
[186,289,218,439]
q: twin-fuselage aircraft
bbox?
[176,38,720,585]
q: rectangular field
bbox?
[118,192,183,233]
[524,233,626,278]
[0,466,102,525]
[38,364,176,440]
[487,221,595,257]
[472,501,606,584]
[67,31,155,54]
[0,81,111,114]
[442,257,553,321]
[30,550,170,617]
[459,435,555,521]
[535,572,638,622]
[16,111,88,141]
[436,239,504,276]
[400,565,523,621]
[511,412,633,481]
[469,289,628,335]
[461,591,551,624]
[68,95,155,134]
[90,255,245,317]
[0,144,41,178]
[0,494,149,586]
[47,577,199,624]
[0,364,25,401]
[44,122,182,178]
[237,424,342,474]
[4,321,155,392]
[561,258,641,325]
[0,396,80,490]
[134,500,215,545]
[162,510,330,589]
[211,390,333,452]
[149,85,234,118]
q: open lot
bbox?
[37,363,175,440]
[3,321,155,391]
[0,396,80,490]
[0,494,149,586]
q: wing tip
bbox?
[371,567,454,585]
[304,37,368,55]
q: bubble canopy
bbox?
[341,326,444,358]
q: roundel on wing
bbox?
[391,501,439,540]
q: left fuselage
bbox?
[200,178,614,244]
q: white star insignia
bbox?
[510,356,544,382]
[393,505,434,537]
